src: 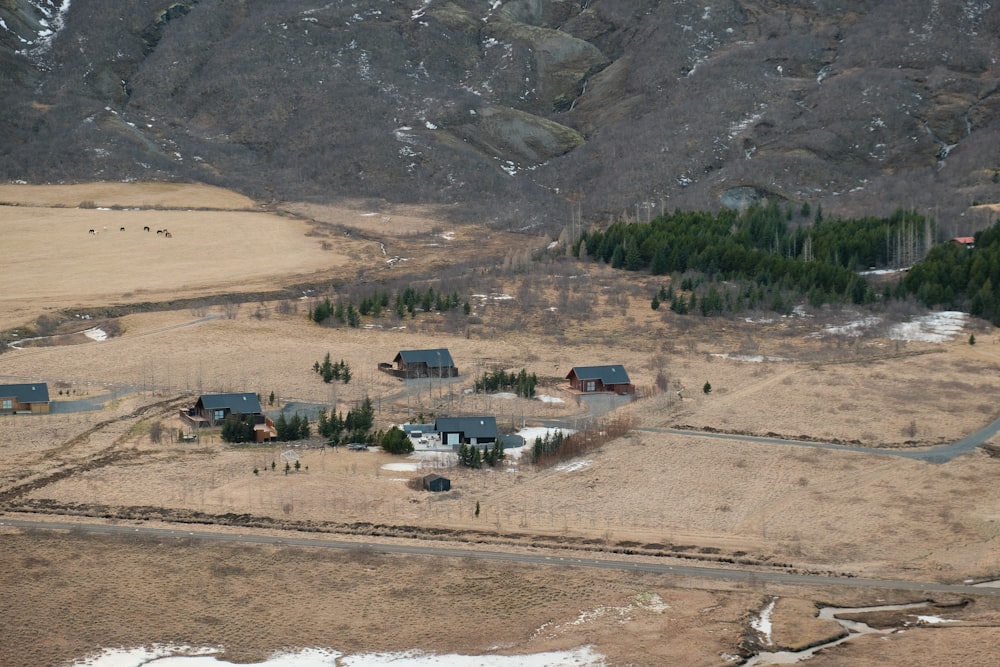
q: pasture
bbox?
[3,182,1000,666]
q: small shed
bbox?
[566,365,634,395]
[0,382,51,414]
[422,473,451,492]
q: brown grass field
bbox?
[3,183,1000,666]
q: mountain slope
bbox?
[2,0,999,231]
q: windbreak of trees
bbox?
[221,414,255,443]
[310,286,466,326]
[576,205,935,311]
[457,441,505,468]
[473,368,538,398]
[903,222,1000,324]
[316,396,375,446]
[531,414,636,468]
[275,412,311,441]
[313,353,352,384]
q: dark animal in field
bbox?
[143,226,150,232]
[88,229,95,235]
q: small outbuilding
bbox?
[0,382,51,414]
[566,365,634,395]
[435,416,497,447]
[422,473,451,492]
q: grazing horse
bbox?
[143,226,150,232]
[88,229,96,235]
[156,229,163,235]
[164,231,173,238]
[120,226,126,232]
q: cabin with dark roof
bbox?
[566,365,634,395]
[382,348,458,378]
[435,416,497,447]
[182,392,276,441]
[0,382,51,414]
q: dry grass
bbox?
[4,183,1000,666]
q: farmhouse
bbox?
[566,365,634,395]
[182,392,277,441]
[0,382,51,414]
[951,236,975,249]
[422,473,451,492]
[382,348,458,378]
[435,416,497,447]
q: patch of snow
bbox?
[73,645,607,666]
[83,327,107,342]
[750,598,776,646]
[888,311,966,342]
[554,459,590,473]
[493,392,517,400]
[915,616,960,624]
[711,354,789,363]
[381,462,420,472]
[535,395,564,404]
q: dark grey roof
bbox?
[567,364,631,384]
[394,348,455,367]
[197,392,262,413]
[0,382,50,403]
[435,416,497,439]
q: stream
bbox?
[743,600,940,666]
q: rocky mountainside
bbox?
[2,0,999,232]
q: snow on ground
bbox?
[710,353,789,363]
[84,327,107,342]
[554,459,591,472]
[535,394,564,403]
[811,310,967,342]
[493,392,517,399]
[888,311,967,342]
[73,646,606,666]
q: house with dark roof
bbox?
[566,365,634,395]
[0,382,51,414]
[182,392,276,441]
[383,348,458,378]
[435,416,497,447]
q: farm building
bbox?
[382,348,458,378]
[566,365,634,395]
[435,416,497,447]
[422,473,451,492]
[0,382,51,414]
[182,392,277,442]
[951,236,975,248]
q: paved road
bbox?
[3,517,998,597]
[640,414,1000,464]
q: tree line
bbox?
[903,220,1000,324]
[313,353,352,384]
[576,205,935,312]
[473,367,538,397]
[457,441,506,468]
[309,286,469,326]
